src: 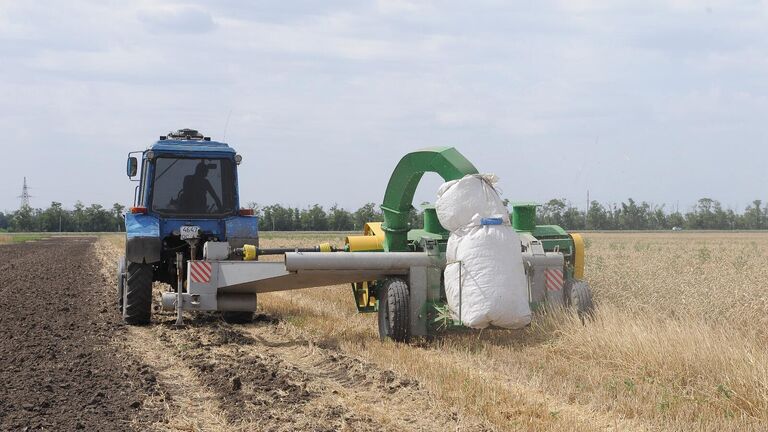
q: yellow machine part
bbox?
[570,233,585,279]
[353,281,377,308]
[347,223,384,311]
[345,222,385,252]
[243,244,257,261]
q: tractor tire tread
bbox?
[124,261,153,325]
[116,256,125,312]
[379,278,410,342]
[566,279,595,324]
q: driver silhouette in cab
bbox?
[178,161,222,213]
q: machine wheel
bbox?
[123,261,153,325]
[116,256,126,312]
[565,279,595,324]
[377,278,410,343]
[222,311,254,324]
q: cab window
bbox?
[150,158,236,216]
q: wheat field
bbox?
[105,231,768,431]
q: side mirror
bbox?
[127,157,138,177]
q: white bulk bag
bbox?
[435,174,510,232]
[436,174,531,329]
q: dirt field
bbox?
[0,236,487,431]
[0,237,163,431]
[2,233,767,431]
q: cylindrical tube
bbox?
[217,294,257,311]
[423,206,447,234]
[512,204,537,232]
[175,252,184,325]
[285,252,433,271]
[161,292,176,311]
[257,246,334,255]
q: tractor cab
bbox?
[127,129,240,216]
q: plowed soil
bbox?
[1,237,487,431]
[0,237,163,431]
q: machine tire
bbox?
[123,261,153,325]
[565,279,595,324]
[222,311,254,324]
[116,256,126,312]
[377,278,410,343]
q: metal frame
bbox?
[162,251,441,318]
[160,239,574,338]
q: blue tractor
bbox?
[118,129,259,325]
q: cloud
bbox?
[0,1,767,211]
[137,5,216,34]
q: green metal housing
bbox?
[511,202,537,232]
[380,147,478,252]
[512,204,576,279]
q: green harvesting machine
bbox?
[344,147,592,340]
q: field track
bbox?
[0,237,484,431]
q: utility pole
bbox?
[585,190,590,227]
[18,177,31,208]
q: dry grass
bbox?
[257,232,768,431]
[104,231,768,431]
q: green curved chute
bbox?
[381,147,478,251]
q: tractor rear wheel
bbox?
[565,279,595,324]
[377,278,410,342]
[222,311,254,324]
[116,256,126,312]
[123,261,153,325]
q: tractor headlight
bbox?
[145,151,155,160]
[234,154,242,165]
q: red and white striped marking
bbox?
[544,268,563,292]
[189,261,212,283]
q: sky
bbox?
[1,0,767,214]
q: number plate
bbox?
[180,225,200,240]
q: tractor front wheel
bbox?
[377,278,410,343]
[123,261,153,325]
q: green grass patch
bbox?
[0,233,47,244]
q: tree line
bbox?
[0,201,399,233]
[250,203,423,232]
[0,202,126,232]
[537,198,768,230]
[2,197,768,232]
